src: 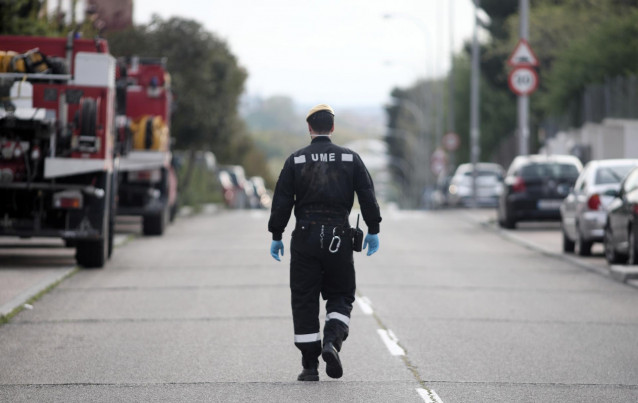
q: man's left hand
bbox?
[363,234,379,256]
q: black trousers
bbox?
[290,221,355,368]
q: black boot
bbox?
[297,367,319,381]
[321,342,343,379]
[297,356,319,381]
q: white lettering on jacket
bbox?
[310,153,335,162]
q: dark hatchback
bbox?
[603,166,638,265]
[498,155,582,229]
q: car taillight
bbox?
[512,176,526,193]
[587,194,601,210]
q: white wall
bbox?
[541,119,638,161]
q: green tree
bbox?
[541,9,638,118]
[1,0,55,36]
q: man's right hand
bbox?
[271,240,284,261]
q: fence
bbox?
[543,75,638,138]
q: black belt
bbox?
[295,221,351,253]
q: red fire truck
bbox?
[115,57,177,235]
[0,35,118,268]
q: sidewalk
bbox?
[0,233,129,321]
[461,207,638,287]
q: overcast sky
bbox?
[134,0,477,109]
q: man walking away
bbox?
[268,104,381,381]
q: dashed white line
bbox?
[361,294,444,402]
[416,388,443,403]
[355,296,374,315]
[376,329,405,356]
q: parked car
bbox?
[218,165,249,209]
[430,173,453,209]
[447,163,504,207]
[248,176,272,209]
[603,166,638,265]
[498,154,582,229]
[561,159,638,256]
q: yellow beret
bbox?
[306,104,335,120]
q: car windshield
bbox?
[595,165,636,185]
[520,163,579,179]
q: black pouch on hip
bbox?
[352,214,364,252]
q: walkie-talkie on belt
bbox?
[352,214,364,252]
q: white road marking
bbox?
[355,296,374,315]
[361,294,442,401]
[416,388,444,403]
[377,329,405,356]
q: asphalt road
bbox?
[1,208,638,402]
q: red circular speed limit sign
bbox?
[508,66,538,96]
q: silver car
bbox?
[560,159,638,256]
[448,163,504,207]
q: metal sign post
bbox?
[470,0,481,208]
[507,0,538,156]
[518,0,530,156]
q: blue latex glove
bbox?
[270,240,284,261]
[363,234,379,256]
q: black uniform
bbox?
[268,136,381,369]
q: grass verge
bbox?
[0,267,79,326]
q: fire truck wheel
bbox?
[142,206,168,236]
[76,233,108,268]
[108,213,115,258]
[108,171,117,258]
[76,172,111,268]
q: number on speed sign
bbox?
[508,66,538,96]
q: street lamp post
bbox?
[470,0,481,208]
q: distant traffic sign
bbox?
[442,132,460,152]
[430,149,448,175]
[507,39,539,67]
[508,66,538,96]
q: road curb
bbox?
[464,212,638,288]
[479,220,610,277]
[1,226,133,324]
[0,205,223,325]
[0,267,77,323]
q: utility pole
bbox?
[518,0,530,155]
[470,0,481,207]
[447,0,456,169]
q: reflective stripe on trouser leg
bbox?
[294,334,322,367]
[294,333,321,343]
[326,312,350,326]
[324,310,351,351]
